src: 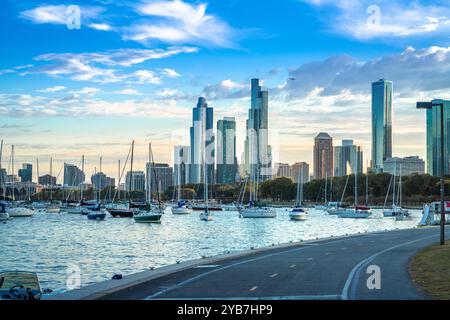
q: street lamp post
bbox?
[417,101,446,245]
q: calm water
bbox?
[0,208,421,294]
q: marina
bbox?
[0,207,421,295]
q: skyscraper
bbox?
[371,79,393,173]
[244,78,272,181]
[125,171,145,192]
[313,133,333,179]
[334,140,363,176]
[147,163,173,193]
[63,163,85,187]
[291,162,310,183]
[91,172,115,190]
[425,99,450,176]
[216,117,238,185]
[173,146,190,186]
[190,97,215,184]
[18,163,32,182]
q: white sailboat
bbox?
[171,162,193,215]
[339,169,372,219]
[6,145,34,218]
[133,142,164,223]
[383,163,410,219]
[289,168,308,221]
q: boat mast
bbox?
[81,155,84,202]
[11,145,15,202]
[324,171,328,205]
[399,163,403,207]
[202,111,208,213]
[49,157,53,202]
[118,160,121,201]
[129,141,134,205]
[150,143,162,210]
[354,164,357,207]
[392,160,396,207]
[36,158,39,201]
[147,143,151,203]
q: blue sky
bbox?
[1,0,450,180]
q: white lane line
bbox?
[270,273,279,278]
[145,238,351,300]
[249,286,258,292]
[154,295,342,300]
[195,265,221,269]
[307,258,313,261]
[325,252,331,255]
[341,234,437,300]
[289,264,296,268]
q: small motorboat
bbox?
[87,204,106,221]
[0,271,43,300]
[339,206,372,219]
[171,201,193,215]
[289,206,308,221]
[7,206,34,217]
[46,204,61,214]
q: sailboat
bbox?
[314,172,328,210]
[133,142,164,223]
[0,203,10,221]
[238,166,276,218]
[339,168,372,219]
[171,168,193,215]
[289,167,308,221]
[383,163,410,219]
[6,145,34,218]
[46,157,61,213]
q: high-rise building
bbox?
[91,172,115,190]
[38,174,56,186]
[125,171,145,192]
[63,163,85,187]
[190,97,215,184]
[334,140,363,176]
[291,162,310,183]
[371,79,393,173]
[146,163,173,193]
[18,163,32,182]
[217,117,238,185]
[383,156,425,176]
[313,133,333,179]
[173,146,190,186]
[244,78,272,181]
[274,163,290,178]
[425,99,450,176]
[0,168,6,187]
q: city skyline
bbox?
[1,0,450,180]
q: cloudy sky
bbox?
[1,0,450,181]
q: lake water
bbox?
[0,208,421,294]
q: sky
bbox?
[1,0,450,182]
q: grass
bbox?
[409,241,450,300]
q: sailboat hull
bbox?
[7,207,34,217]
[240,208,277,218]
[108,209,134,218]
[133,213,162,223]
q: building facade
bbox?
[38,174,57,186]
[244,78,272,181]
[313,133,333,179]
[190,97,215,184]
[371,79,393,173]
[63,163,85,187]
[217,117,238,185]
[274,163,290,178]
[18,163,32,182]
[173,146,190,186]
[125,171,145,192]
[291,162,310,183]
[147,163,173,194]
[91,172,115,190]
[334,140,363,176]
[426,99,450,176]
[383,156,425,176]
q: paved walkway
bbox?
[100,227,446,300]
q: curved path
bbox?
[98,227,447,300]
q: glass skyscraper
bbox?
[216,117,238,185]
[426,99,450,176]
[371,79,393,173]
[244,78,272,181]
[190,97,215,184]
[334,140,363,177]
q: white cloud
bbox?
[18,47,197,83]
[124,0,237,47]
[20,5,105,30]
[37,86,66,93]
[159,68,181,78]
[111,89,143,95]
[88,23,113,31]
[70,87,101,96]
[299,0,450,40]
